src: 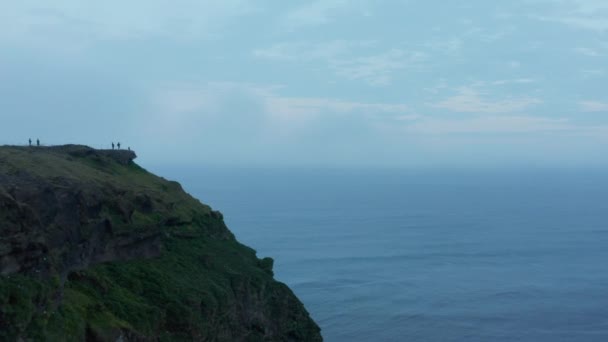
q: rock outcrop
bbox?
[0,145,322,341]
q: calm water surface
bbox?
[150,166,608,342]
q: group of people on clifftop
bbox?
[25,139,130,151]
[111,142,130,151]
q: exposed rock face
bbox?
[0,146,161,278]
[0,145,322,341]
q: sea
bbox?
[149,166,608,342]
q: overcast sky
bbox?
[1,1,607,167]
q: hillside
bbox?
[0,145,322,341]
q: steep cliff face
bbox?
[0,145,322,341]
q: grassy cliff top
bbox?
[0,144,205,209]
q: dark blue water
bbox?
[149,166,608,341]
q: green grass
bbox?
[30,234,289,340]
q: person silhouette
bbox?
[112,142,115,150]
[117,142,121,150]
[128,147,131,151]
[36,139,40,147]
[29,138,32,146]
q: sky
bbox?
[1,0,607,168]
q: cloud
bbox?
[140,80,416,162]
[566,0,608,14]
[254,41,426,86]
[149,81,409,130]
[581,69,606,77]
[280,0,368,29]
[491,78,536,86]
[581,101,608,112]
[423,38,463,54]
[575,47,603,56]
[403,116,575,134]
[252,41,370,61]
[0,57,143,146]
[432,87,542,113]
[393,114,423,122]
[507,61,521,69]
[531,0,608,32]
[422,25,515,56]
[537,16,608,32]
[557,17,608,31]
[330,49,427,86]
[0,0,255,45]
[263,96,408,120]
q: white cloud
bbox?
[153,83,225,116]
[491,78,536,86]
[423,38,463,54]
[264,96,408,118]
[581,101,608,112]
[281,0,345,28]
[252,41,371,61]
[418,25,515,63]
[566,0,608,14]
[331,49,427,86]
[150,81,409,128]
[508,61,522,69]
[143,81,414,146]
[404,116,573,134]
[423,79,449,95]
[581,69,606,77]
[548,17,608,31]
[0,0,255,45]
[532,0,608,32]
[254,41,426,86]
[393,114,423,122]
[575,47,603,56]
[432,87,542,114]
[280,0,369,29]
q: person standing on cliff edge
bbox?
[117,142,121,150]
[36,139,40,147]
[112,142,115,150]
[28,138,31,146]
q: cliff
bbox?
[0,145,322,341]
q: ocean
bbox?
[149,166,608,341]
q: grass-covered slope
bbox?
[0,145,322,341]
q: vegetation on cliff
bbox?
[0,145,322,341]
